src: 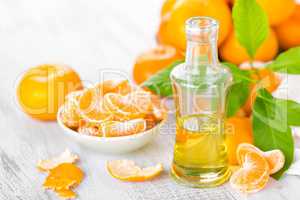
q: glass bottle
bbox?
[170,17,232,187]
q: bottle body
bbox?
[170,17,232,187]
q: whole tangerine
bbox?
[275,5,300,50]
[230,0,296,26]
[133,45,183,84]
[17,64,82,120]
[220,29,278,65]
[225,117,253,165]
[157,0,232,50]
[256,0,296,26]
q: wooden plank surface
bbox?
[0,0,300,199]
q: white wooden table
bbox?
[1,0,300,199]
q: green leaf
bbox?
[226,81,249,117]
[252,89,294,179]
[222,62,252,83]
[275,99,300,126]
[223,63,251,117]
[232,0,269,59]
[141,60,184,96]
[267,47,300,74]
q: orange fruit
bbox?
[242,68,281,115]
[75,81,166,136]
[106,160,163,182]
[124,90,153,114]
[230,0,296,26]
[275,5,300,50]
[102,93,143,121]
[161,0,176,17]
[133,45,183,84]
[78,80,132,121]
[264,150,285,175]
[78,119,104,136]
[237,143,285,175]
[60,91,82,129]
[220,29,278,65]
[150,94,168,121]
[230,145,270,193]
[17,64,82,120]
[157,0,232,50]
[256,0,296,26]
[225,117,253,165]
[102,118,146,137]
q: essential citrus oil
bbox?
[171,114,230,187]
[170,17,232,187]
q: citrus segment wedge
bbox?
[230,150,270,193]
[60,91,82,129]
[103,93,143,120]
[264,150,285,175]
[102,119,146,137]
[236,143,285,175]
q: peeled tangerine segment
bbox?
[37,149,79,171]
[60,91,82,128]
[106,160,163,182]
[124,90,153,114]
[78,79,132,121]
[230,150,270,193]
[237,143,285,175]
[264,150,285,175]
[102,119,146,137]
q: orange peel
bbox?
[43,163,84,199]
[37,149,79,171]
[106,160,163,182]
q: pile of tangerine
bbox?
[59,80,166,137]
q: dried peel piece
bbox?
[37,149,79,171]
[43,177,77,190]
[43,163,84,199]
[107,160,163,182]
[55,188,76,199]
[43,163,84,189]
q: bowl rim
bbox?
[57,106,166,142]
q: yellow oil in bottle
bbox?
[169,16,232,187]
[171,114,231,187]
[172,114,230,187]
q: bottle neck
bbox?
[185,39,218,69]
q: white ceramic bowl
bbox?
[57,108,165,154]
